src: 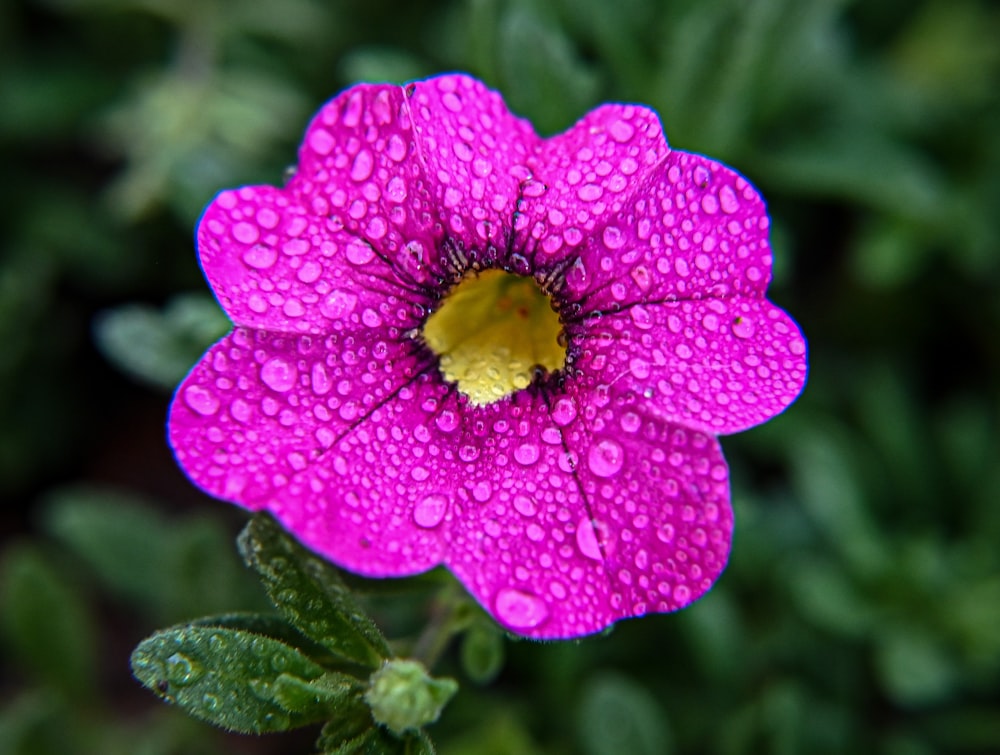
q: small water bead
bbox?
[413,494,448,528]
[588,438,624,477]
[494,587,549,629]
[514,443,540,466]
[165,653,203,686]
[732,317,755,339]
[233,222,260,245]
[260,358,297,392]
[513,495,537,517]
[183,385,219,416]
[576,517,607,561]
[346,239,375,265]
[350,150,374,181]
[551,398,577,426]
[243,244,278,270]
[719,185,740,213]
[320,290,358,319]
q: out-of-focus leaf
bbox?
[339,47,430,86]
[0,544,97,697]
[576,672,671,755]
[787,557,876,637]
[131,625,358,733]
[460,624,505,684]
[789,425,888,577]
[875,627,957,707]
[42,485,264,622]
[758,132,947,223]
[238,513,392,668]
[94,293,229,390]
[495,5,600,135]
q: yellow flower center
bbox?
[422,269,566,405]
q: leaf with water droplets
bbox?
[238,513,392,668]
[131,625,354,733]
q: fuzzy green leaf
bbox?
[131,625,359,733]
[238,513,392,668]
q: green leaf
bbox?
[495,4,600,135]
[460,624,505,684]
[577,672,672,755]
[238,513,392,668]
[316,709,437,754]
[0,544,96,697]
[131,625,359,733]
[93,293,230,391]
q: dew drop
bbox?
[413,494,448,528]
[165,653,203,686]
[551,397,577,426]
[183,384,219,416]
[514,443,540,466]
[719,185,740,214]
[320,290,358,319]
[436,410,459,433]
[260,358,297,392]
[588,438,624,477]
[346,239,375,265]
[609,119,635,143]
[732,317,755,339]
[494,587,548,629]
[565,258,589,293]
[513,495,537,517]
[243,244,278,270]
[350,150,374,181]
[233,222,259,245]
[576,517,605,561]
[602,225,625,250]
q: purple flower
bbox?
[169,74,807,639]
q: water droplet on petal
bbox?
[350,150,374,181]
[346,239,375,265]
[602,226,625,250]
[551,398,577,426]
[513,495,537,517]
[588,439,624,477]
[719,185,740,213]
[243,244,278,270]
[320,290,358,319]
[233,222,259,244]
[514,443,540,466]
[732,317,755,339]
[183,385,219,415]
[260,358,297,392]
[576,517,604,561]
[609,119,635,142]
[495,587,548,629]
[413,494,448,528]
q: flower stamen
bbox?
[423,269,566,405]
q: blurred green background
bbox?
[2,0,999,752]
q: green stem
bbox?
[410,583,469,670]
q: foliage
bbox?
[2,0,999,752]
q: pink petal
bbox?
[565,151,775,308]
[407,74,540,257]
[570,298,807,435]
[198,184,432,333]
[517,104,670,267]
[292,82,450,288]
[168,327,435,510]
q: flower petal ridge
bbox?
[169,74,807,639]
